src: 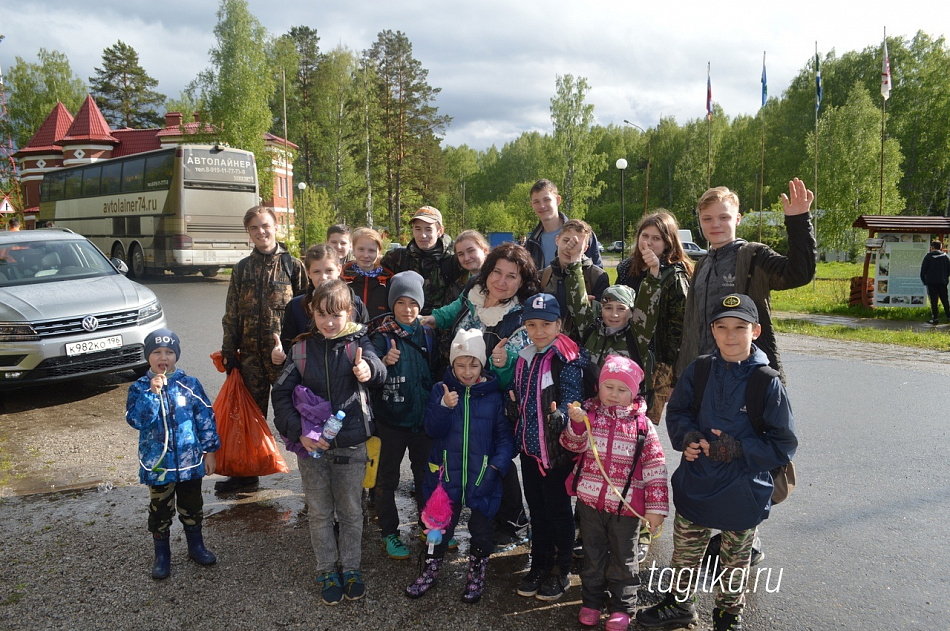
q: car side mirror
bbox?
[111,257,130,275]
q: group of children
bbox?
[126,177,810,631]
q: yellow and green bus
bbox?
[38,144,258,278]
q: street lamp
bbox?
[297,182,307,250]
[623,120,651,217]
[616,158,628,253]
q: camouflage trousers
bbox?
[241,351,283,417]
[669,512,756,614]
[148,478,203,534]
[646,362,674,425]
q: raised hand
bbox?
[640,242,661,277]
[271,332,287,365]
[149,371,167,395]
[441,384,458,408]
[780,177,814,216]
[383,338,401,366]
[491,337,509,369]
[352,346,371,383]
[567,401,586,423]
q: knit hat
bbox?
[601,284,636,308]
[599,354,644,398]
[144,328,181,361]
[449,328,487,366]
[710,293,758,324]
[522,292,560,322]
[387,270,425,311]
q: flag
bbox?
[761,54,768,108]
[881,39,892,100]
[815,52,822,111]
[706,65,712,120]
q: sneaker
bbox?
[383,533,410,560]
[636,593,698,629]
[341,569,366,600]
[516,567,546,597]
[606,612,630,631]
[317,571,344,605]
[712,607,742,631]
[578,606,601,626]
[416,532,458,550]
[535,572,569,601]
[930,318,939,325]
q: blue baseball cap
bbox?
[523,293,561,322]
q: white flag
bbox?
[881,40,892,100]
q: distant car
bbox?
[597,242,604,253]
[682,241,707,261]
[0,229,166,389]
[605,240,626,253]
[387,242,401,252]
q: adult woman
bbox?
[219,205,308,492]
[446,230,490,305]
[616,210,693,424]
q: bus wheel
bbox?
[200,267,220,278]
[111,243,125,260]
[129,245,147,278]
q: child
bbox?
[539,219,609,341]
[342,227,394,319]
[405,328,515,603]
[562,355,669,631]
[447,230,490,305]
[370,271,440,560]
[524,179,603,270]
[272,244,368,366]
[271,279,386,605]
[510,293,590,601]
[326,224,352,265]
[126,328,220,580]
[381,206,459,315]
[637,294,797,631]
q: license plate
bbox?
[66,335,123,356]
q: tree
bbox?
[206,0,276,189]
[89,41,165,128]
[282,26,320,192]
[549,74,606,217]
[2,49,86,149]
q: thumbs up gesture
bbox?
[352,346,371,383]
[640,241,661,278]
[383,338,401,366]
[491,337,509,369]
[441,383,458,408]
[271,332,287,365]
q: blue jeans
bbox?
[297,442,367,574]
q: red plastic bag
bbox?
[210,351,289,477]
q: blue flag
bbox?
[815,52,822,111]
[761,56,768,108]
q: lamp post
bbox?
[623,120,651,217]
[297,181,307,250]
[616,158,628,253]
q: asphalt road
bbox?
[1,276,948,629]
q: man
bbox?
[920,240,950,324]
[524,180,603,271]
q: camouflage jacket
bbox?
[617,261,691,367]
[221,243,308,363]
[381,234,459,315]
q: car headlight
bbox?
[136,301,163,325]
[0,323,40,342]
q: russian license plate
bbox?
[66,335,123,356]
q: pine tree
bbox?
[89,41,165,128]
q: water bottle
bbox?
[311,410,345,459]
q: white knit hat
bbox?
[449,328,487,366]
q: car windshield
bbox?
[0,239,118,287]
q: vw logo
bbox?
[82,316,99,332]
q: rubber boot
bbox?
[183,525,216,565]
[461,554,489,604]
[151,533,171,580]
[405,557,443,598]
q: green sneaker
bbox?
[383,533,410,559]
[317,571,343,605]
[417,531,458,550]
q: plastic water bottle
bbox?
[311,410,345,459]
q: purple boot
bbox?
[406,557,442,598]
[461,554,489,604]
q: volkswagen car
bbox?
[0,229,166,389]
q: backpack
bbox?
[690,355,796,504]
[580,325,654,408]
[551,353,601,402]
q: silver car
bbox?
[0,229,166,389]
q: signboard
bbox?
[873,232,929,307]
[181,148,256,185]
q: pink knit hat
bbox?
[599,355,644,398]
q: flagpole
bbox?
[759,51,766,242]
[879,28,888,215]
[814,43,820,291]
[706,62,711,188]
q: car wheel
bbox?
[129,244,146,278]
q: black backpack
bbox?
[580,325,654,408]
[690,355,796,504]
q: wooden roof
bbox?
[852,215,950,234]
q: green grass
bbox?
[774,318,950,351]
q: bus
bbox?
[38,144,258,278]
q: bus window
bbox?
[101,162,122,195]
[145,153,174,191]
[122,158,145,193]
[113,217,126,236]
[82,166,102,197]
[64,171,82,200]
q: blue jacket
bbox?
[423,369,514,518]
[126,369,220,486]
[370,316,438,432]
[666,346,797,531]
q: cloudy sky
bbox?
[1,0,947,151]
